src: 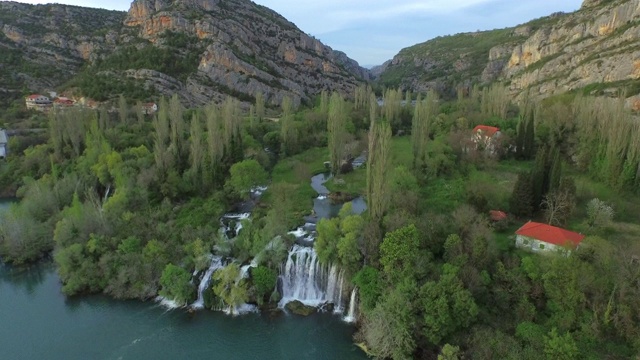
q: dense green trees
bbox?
[159,264,194,305]
[2,79,640,360]
[213,263,249,313]
[315,202,364,274]
[226,159,268,197]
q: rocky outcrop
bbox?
[284,300,316,316]
[378,0,640,104]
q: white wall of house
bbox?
[515,235,561,253]
[0,144,5,159]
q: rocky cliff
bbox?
[378,0,640,105]
[0,0,368,107]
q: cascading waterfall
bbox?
[191,255,224,309]
[279,245,347,310]
[343,287,358,323]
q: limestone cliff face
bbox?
[378,0,640,104]
[0,0,368,106]
[502,0,640,101]
[119,0,367,106]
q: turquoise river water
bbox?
[0,199,367,360]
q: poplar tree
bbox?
[367,119,391,224]
[327,92,346,175]
[49,109,64,159]
[205,102,223,186]
[255,91,265,122]
[118,94,128,125]
[411,90,437,176]
[221,96,243,165]
[153,97,172,175]
[481,84,510,119]
[280,96,295,156]
[319,90,330,115]
[135,101,145,125]
[168,94,185,168]
[188,112,205,186]
[383,88,402,131]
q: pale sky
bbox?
[14,0,583,66]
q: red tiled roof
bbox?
[515,221,585,247]
[490,210,508,221]
[54,98,74,105]
[473,125,500,137]
[27,94,42,100]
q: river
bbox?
[0,198,367,360]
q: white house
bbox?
[0,129,7,159]
[25,94,52,111]
[515,221,585,253]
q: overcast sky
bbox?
[16,0,583,66]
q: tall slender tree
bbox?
[255,91,265,122]
[153,97,172,175]
[280,96,296,156]
[205,102,223,186]
[328,92,347,175]
[168,94,185,169]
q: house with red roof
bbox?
[515,221,585,253]
[471,125,502,154]
[142,102,158,115]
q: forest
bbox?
[0,84,639,360]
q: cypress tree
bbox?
[510,172,534,218]
[524,111,535,159]
[516,116,526,159]
[531,147,550,212]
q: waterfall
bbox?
[343,288,358,323]
[239,258,258,279]
[279,245,346,309]
[191,255,224,309]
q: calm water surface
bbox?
[0,199,366,360]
